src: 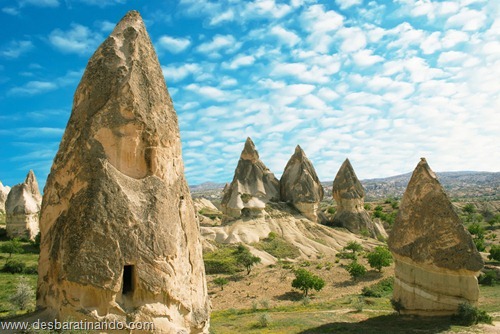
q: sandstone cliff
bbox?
[280,145,324,222]
[332,159,384,239]
[0,181,11,214]
[5,170,41,240]
[221,138,279,218]
[37,11,210,333]
[388,158,483,316]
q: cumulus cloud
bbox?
[270,25,300,47]
[9,81,57,95]
[335,0,362,10]
[162,63,201,82]
[49,24,102,55]
[1,40,33,58]
[196,34,241,57]
[157,35,191,53]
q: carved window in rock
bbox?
[122,265,134,295]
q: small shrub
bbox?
[453,302,492,326]
[324,262,333,270]
[473,238,486,252]
[300,260,311,267]
[9,276,35,311]
[23,265,38,275]
[267,231,278,241]
[327,207,336,215]
[488,245,500,262]
[240,193,252,203]
[462,204,476,214]
[345,261,366,280]
[258,313,271,328]
[364,203,372,210]
[468,223,485,238]
[213,277,229,291]
[301,296,310,306]
[361,277,394,297]
[360,229,370,237]
[478,270,497,286]
[3,259,26,274]
[374,205,383,212]
[0,239,24,258]
[391,298,404,315]
[252,301,258,312]
[260,299,270,309]
[343,241,363,254]
[353,296,364,312]
[234,244,261,275]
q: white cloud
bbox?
[2,7,20,15]
[301,4,344,33]
[335,0,362,10]
[420,31,441,54]
[270,25,300,47]
[20,0,59,7]
[9,81,57,95]
[1,40,33,58]
[185,84,226,100]
[387,22,425,49]
[196,34,241,57]
[157,35,191,53]
[75,0,125,7]
[49,24,102,55]
[97,20,116,33]
[209,9,234,25]
[162,63,201,82]
[338,27,367,53]
[446,8,487,31]
[441,30,469,48]
[352,49,384,66]
[223,55,255,70]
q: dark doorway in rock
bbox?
[122,265,134,295]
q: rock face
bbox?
[332,159,382,238]
[0,181,11,214]
[37,11,210,333]
[280,145,324,222]
[5,170,41,240]
[388,158,484,316]
[221,137,279,218]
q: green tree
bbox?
[234,245,261,275]
[489,245,500,262]
[462,204,476,214]
[291,268,325,297]
[345,261,367,280]
[0,239,24,259]
[367,246,393,272]
[468,223,485,238]
[213,277,229,291]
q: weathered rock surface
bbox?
[0,181,11,214]
[332,159,384,239]
[221,138,279,218]
[388,158,484,316]
[37,11,210,333]
[193,198,222,226]
[5,170,41,240]
[280,145,324,222]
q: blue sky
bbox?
[1,0,499,191]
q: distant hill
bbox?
[190,171,500,201]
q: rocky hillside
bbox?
[191,171,500,201]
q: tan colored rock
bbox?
[37,11,210,333]
[221,138,279,218]
[0,181,11,214]
[280,145,324,222]
[193,198,222,226]
[193,198,219,213]
[331,159,384,238]
[388,158,483,316]
[5,170,41,240]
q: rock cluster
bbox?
[221,137,279,218]
[37,11,210,333]
[280,145,324,222]
[331,159,384,238]
[388,158,484,316]
[5,170,41,240]
[0,181,10,214]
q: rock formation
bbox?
[280,145,324,222]
[5,170,41,240]
[0,181,11,214]
[37,11,210,333]
[332,159,383,238]
[193,197,222,225]
[388,158,484,316]
[221,137,279,218]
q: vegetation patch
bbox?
[362,277,394,298]
[203,246,240,274]
[252,235,300,259]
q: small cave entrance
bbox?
[122,265,134,295]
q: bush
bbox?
[361,277,394,297]
[367,246,393,272]
[488,245,500,262]
[266,231,278,241]
[0,239,24,258]
[258,313,271,328]
[234,244,261,275]
[462,204,476,214]
[345,261,366,280]
[453,302,492,326]
[343,241,363,254]
[364,203,372,210]
[291,268,325,296]
[468,223,485,238]
[478,270,497,286]
[213,277,229,291]
[204,247,239,274]
[473,238,486,252]
[327,206,336,215]
[24,265,38,275]
[3,259,26,274]
[391,298,404,315]
[9,276,35,311]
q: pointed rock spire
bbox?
[331,159,384,238]
[37,11,209,332]
[5,170,41,240]
[280,145,324,222]
[0,181,11,214]
[388,158,483,316]
[221,138,279,218]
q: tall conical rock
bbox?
[221,138,279,218]
[280,145,324,222]
[37,11,210,333]
[332,159,385,238]
[388,158,483,316]
[5,170,41,240]
[0,181,11,214]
